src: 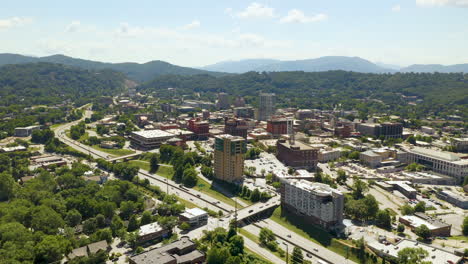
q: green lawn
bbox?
[270,207,376,264]
[195,176,241,208]
[91,145,135,157]
[129,161,174,179]
[244,248,273,264]
[449,236,468,243]
[50,123,63,130]
[239,228,286,262]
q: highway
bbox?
[53,111,353,264]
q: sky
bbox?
[1,0,467,67]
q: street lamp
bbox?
[282,242,289,264]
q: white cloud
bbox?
[416,0,468,7]
[181,20,201,30]
[237,2,275,18]
[0,17,32,30]
[65,21,81,32]
[279,9,327,24]
[392,4,402,12]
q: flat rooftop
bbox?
[400,213,450,230]
[287,179,342,196]
[139,222,164,236]
[369,239,461,264]
[278,140,315,150]
[409,146,460,162]
[132,130,174,139]
[216,134,245,141]
[181,208,207,218]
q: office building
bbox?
[452,138,468,152]
[224,117,248,138]
[179,208,208,227]
[234,107,255,118]
[277,139,318,170]
[137,222,171,243]
[368,239,462,264]
[318,148,342,162]
[266,117,288,137]
[295,109,314,120]
[233,96,246,107]
[258,93,276,121]
[280,179,344,230]
[214,134,246,182]
[385,181,417,199]
[356,122,403,139]
[187,118,210,139]
[399,212,451,237]
[130,236,205,264]
[216,92,230,109]
[402,146,468,183]
[437,190,468,209]
[14,125,41,137]
[130,130,175,150]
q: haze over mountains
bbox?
[202,56,468,74]
[0,54,467,84]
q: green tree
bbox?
[337,169,347,184]
[397,247,430,264]
[149,154,160,173]
[31,205,65,234]
[259,228,275,245]
[291,246,304,264]
[415,224,431,240]
[363,194,379,220]
[352,179,368,199]
[140,211,152,226]
[376,210,392,229]
[206,246,230,264]
[110,215,125,237]
[180,222,191,231]
[414,201,426,213]
[128,215,139,232]
[229,235,244,256]
[182,167,198,187]
[34,235,69,263]
[462,216,468,236]
[83,217,98,235]
[250,188,261,202]
[0,172,16,201]
[400,204,415,215]
[397,224,405,233]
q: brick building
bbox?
[187,118,210,139]
[266,117,288,137]
[224,117,248,138]
[276,139,318,170]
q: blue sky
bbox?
[0,0,467,67]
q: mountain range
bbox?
[0,54,467,83]
[201,57,468,74]
[0,53,228,83]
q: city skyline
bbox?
[1,0,467,67]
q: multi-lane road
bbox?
[53,111,352,264]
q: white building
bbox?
[129,130,175,150]
[179,208,208,227]
[368,239,462,264]
[280,179,344,230]
[402,146,468,183]
[452,138,468,152]
[318,148,342,162]
[421,126,435,135]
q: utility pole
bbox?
[283,242,289,264]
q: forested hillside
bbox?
[0,63,126,107]
[138,71,468,120]
[0,54,230,82]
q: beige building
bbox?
[213,134,246,182]
[280,179,344,230]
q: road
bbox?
[54,110,351,264]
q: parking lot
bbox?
[244,152,288,177]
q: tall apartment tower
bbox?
[258,93,276,121]
[213,134,246,182]
[216,93,230,109]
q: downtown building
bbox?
[356,122,403,139]
[213,134,246,183]
[276,139,318,170]
[187,118,210,139]
[280,179,344,230]
[257,93,276,121]
[401,146,468,183]
[224,117,248,138]
[266,117,289,137]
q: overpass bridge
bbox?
[234,196,281,223]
